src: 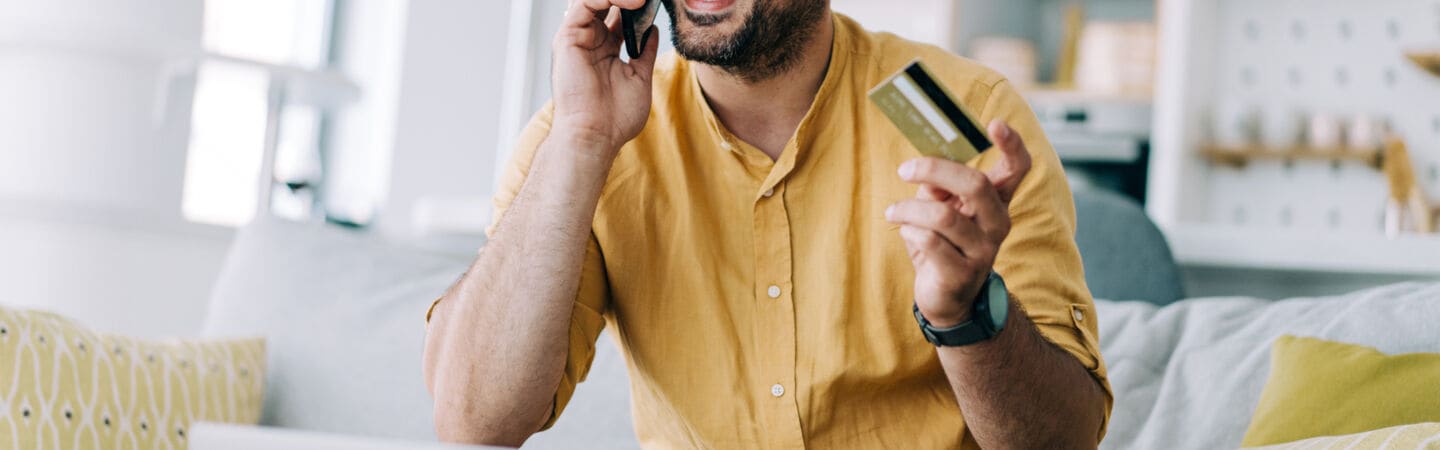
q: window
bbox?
[182,0,338,227]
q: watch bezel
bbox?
[984,272,1009,333]
[913,272,1009,347]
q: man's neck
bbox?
[694,12,835,161]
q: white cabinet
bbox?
[1148,0,1440,275]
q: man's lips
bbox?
[685,0,736,13]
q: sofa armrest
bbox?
[189,422,504,450]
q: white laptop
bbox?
[190,422,505,450]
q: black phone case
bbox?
[622,0,661,59]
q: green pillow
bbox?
[1242,336,1440,447]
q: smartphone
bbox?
[622,0,663,59]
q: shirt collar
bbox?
[684,11,855,164]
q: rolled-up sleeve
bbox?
[976,80,1114,439]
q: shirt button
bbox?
[770,384,785,397]
[1073,309,1085,322]
[767,285,781,298]
[762,188,774,197]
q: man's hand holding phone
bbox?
[552,0,661,159]
[424,3,661,443]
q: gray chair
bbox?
[1072,188,1184,305]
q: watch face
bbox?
[987,275,1009,330]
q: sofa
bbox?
[195,190,1440,449]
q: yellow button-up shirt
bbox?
[462,13,1110,449]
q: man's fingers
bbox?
[898,157,987,202]
[898,157,1010,239]
[598,7,626,50]
[629,26,661,77]
[570,0,645,18]
[563,0,645,49]
[560,1,608,50]
[604,5,623,31]
[561,0,602,28]
[886,199,989,258]
[917,184,952,202]
[984,120,1033,203]
[898,225,972,274]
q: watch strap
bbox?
[913,303,993,347]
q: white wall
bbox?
[0,0,231,337]
[0,0,510,335]
[0,213,230,339]
[326,0,409,224]
[0,1,199,219]
[378,0,512,237]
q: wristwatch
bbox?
[914,272,1010,347]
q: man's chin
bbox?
[666,0,765,69]
[673,15,744,46]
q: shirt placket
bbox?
[753,177,804,449]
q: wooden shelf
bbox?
[1407,50,1440,78]
[1199,145,1383,169]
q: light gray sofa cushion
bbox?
[1096,282,1440,450]
[201,218,640,448]
[202,218,471,441]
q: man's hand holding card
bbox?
[872,60,1033,327]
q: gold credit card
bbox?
[868,59,992,163]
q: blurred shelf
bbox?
[1165,223,1440,275]
[1406,50,1440,78]
[1051,134,1144,163]
[1026,88,1153,145]
[1199,145,1382,169]
[1021,87,1153,105]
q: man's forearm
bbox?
[422,133,615,446]
[936,301,1107,449]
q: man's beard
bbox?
[661,0,829,83]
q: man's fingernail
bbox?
[996,123,1011,141]
[898,160,916,179]
[885,205,896,220]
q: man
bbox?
[423,0,1112,448]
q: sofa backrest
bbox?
[203,218,467,441]
[1073,188,1185,305]
[202,218,640,448]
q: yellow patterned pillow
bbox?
[1245,423,1440,449]
[0,307,264,449]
